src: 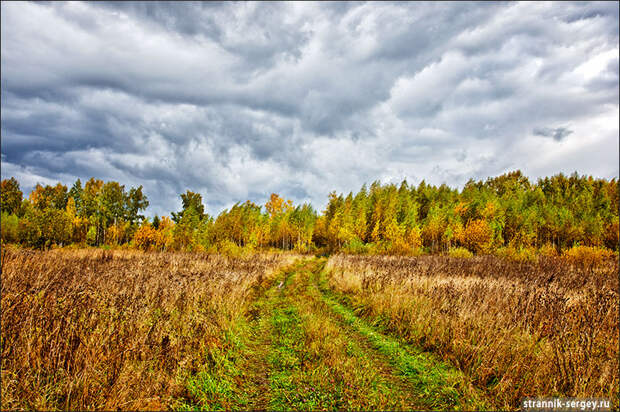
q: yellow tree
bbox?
[461,219,493,254]
[384,217,407,254]
[353,206,367,241]
[406,226,423,249]
[156,216,174,251]
[1,177,23,215]
[133,224,158,251]
[370,201,383,243]
[66,197,88,243]
[265,193,293,248]
[422,213,445,252]
[265,193,292,218]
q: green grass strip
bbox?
[175,261,303,411]
[267,264,350,411]
[314,264,485,410]
[267,304,306,411]
[175,321,250,411]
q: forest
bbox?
[1,170,618,260]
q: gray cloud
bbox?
[1,1,618,217]
[533,127,574,141]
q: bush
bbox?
[343,238,368,254]
[86,226,97,246]
[447,247,473,259]
[459,219,493,254]
[133,224,159,251]
[18,217,42,248]
[217,239,243,257]
[563,245,615,267]
[1,212,19,243]
[538,243,558,257]
[366,242,386,255]
[495,245,537,263]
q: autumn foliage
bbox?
[458,219,493,254]
[1,171,618,259]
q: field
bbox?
[1,248,618,410]
[0,248,295,410]
[326,254,619,409]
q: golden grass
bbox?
[326,254,619,410]
[0,248,295,410]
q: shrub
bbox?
[18,216,42,248]
[1,212,19,243]
[133,224,159,251]
[86,226,97,246]
[538,243,558,257]
[563,245,615,268]
[447,247,473,259]
[218,239,243,257]
[495,245,537,262]
[343,237,368,254]
[460,219,493,254]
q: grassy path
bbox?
[175,261,300,410]
[266,260,426,410]
[177,258,486,410]
[311,259,487,410]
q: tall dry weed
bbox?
[326,254,619,409]
[0,248,293,410]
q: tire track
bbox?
[184,257,486,410]
[266,260,428,410]
[310,258,489,411]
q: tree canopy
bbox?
[1,171,617,255]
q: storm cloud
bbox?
[1,1,618,216]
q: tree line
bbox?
[1,171,618,256]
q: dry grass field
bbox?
[0,248,295,410]
[326,254,619,409]
[1,248,617,410]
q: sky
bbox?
[1,1,618,217]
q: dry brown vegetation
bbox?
[326,254,619,409]
[0,247,295,410]
[2,246,617,411]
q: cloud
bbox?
[1,1,618,217]
[533,127,574,141]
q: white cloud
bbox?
[1,1,618,216]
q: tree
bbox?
[66,197,88,244]
[1,177,23,215]
[39,208,72,248]
[99,182,126,222]
[18,207,43,248]
[265,193,292,218]
[68,179,83,215]
[29,183,68,210]
[152,215,161,230]
[80,178,103,218]
[16,205,70,249]
[173,206,201,250]
[422,210,445,252]
[460,219,493,254]
[133,223,159,251]
[155,216,175,251]
[312,216,328,248]
[1,211,19,243]
[172,190,206,223]
[2,171,618,254]
[125,185,149,224]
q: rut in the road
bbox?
[179,258,486,411]
[264,260,427,410]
